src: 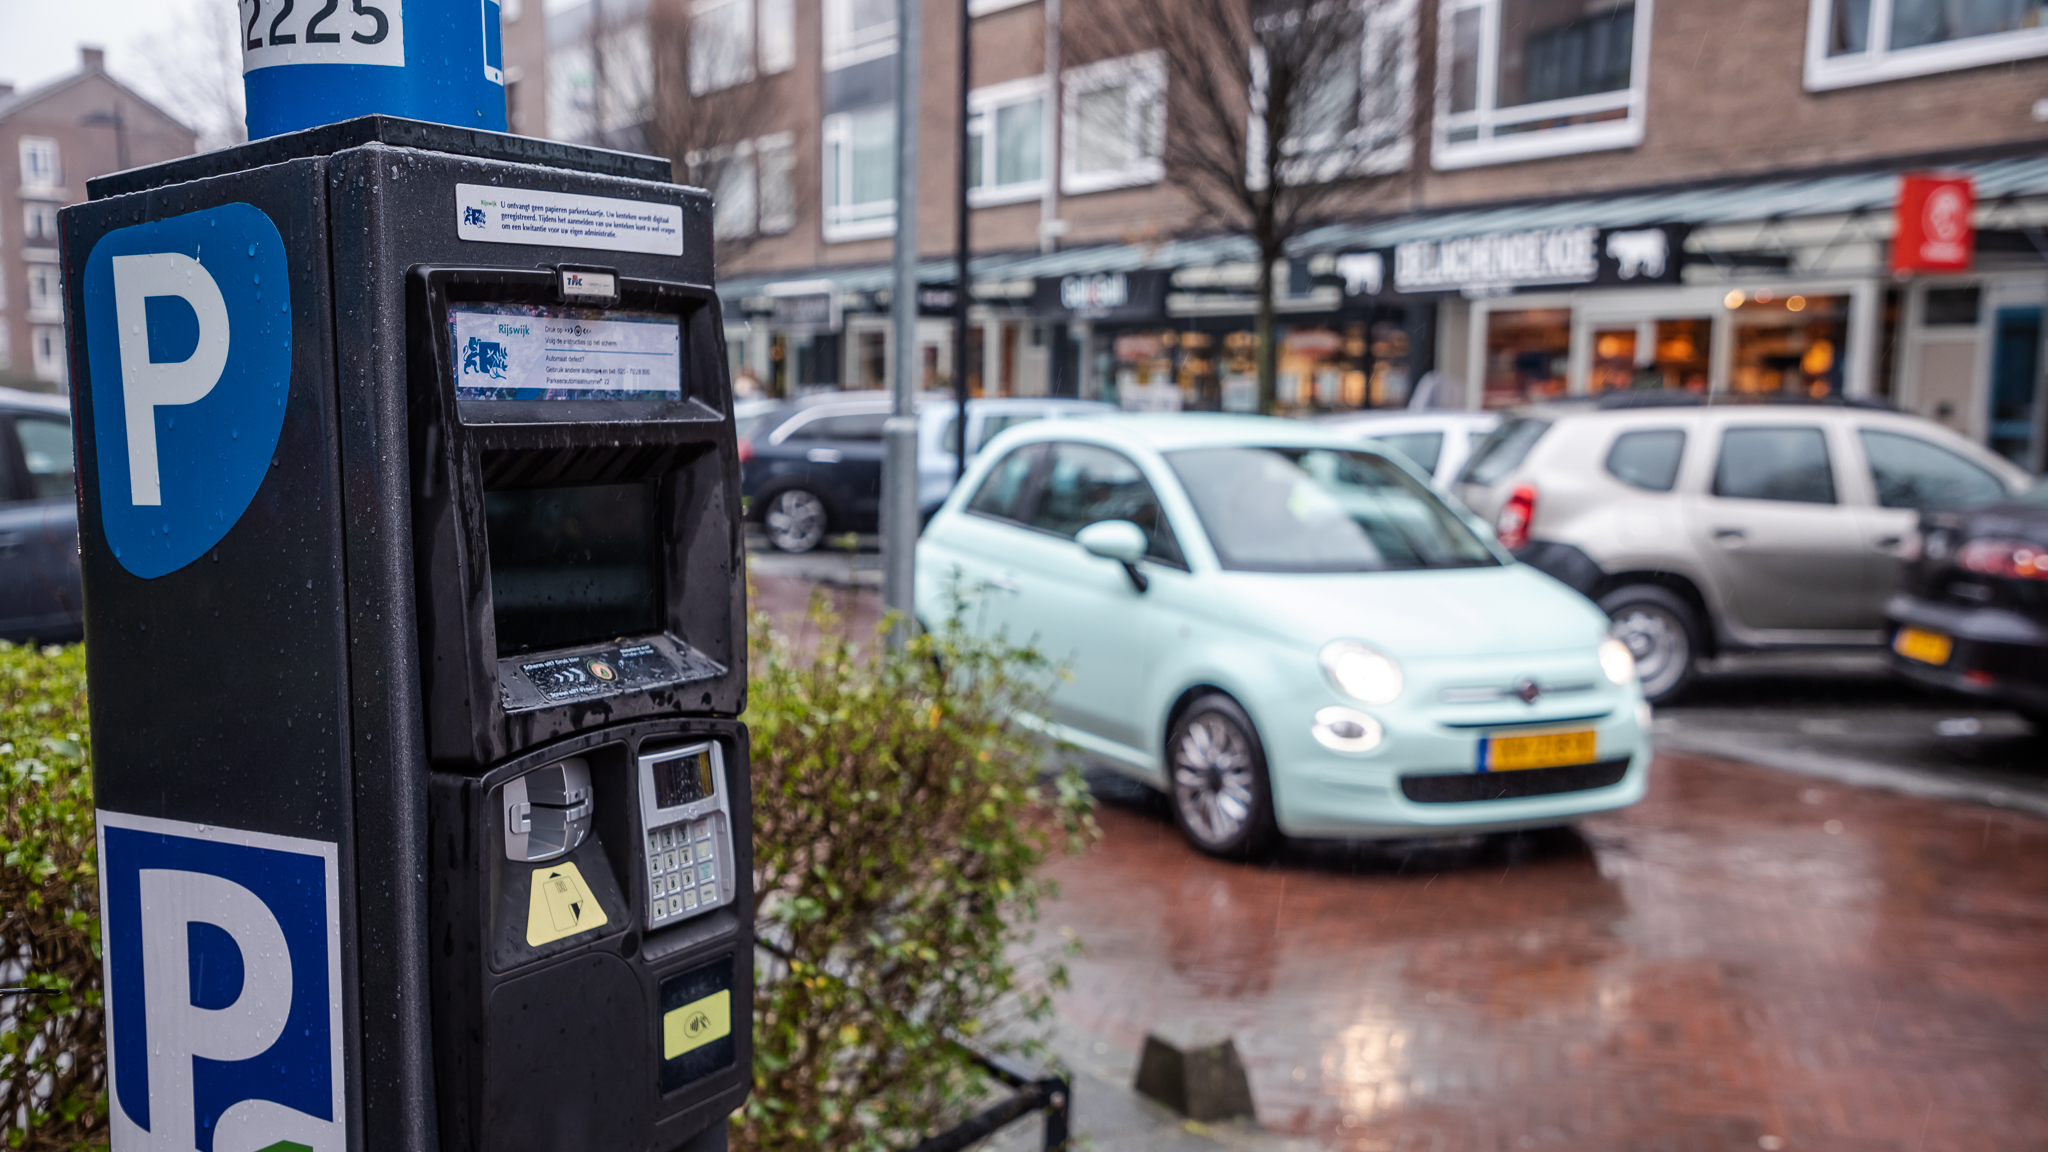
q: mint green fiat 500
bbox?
[915,415,1651,857]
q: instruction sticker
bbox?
[663,989,732,1059]
[526,861,610,947]
[450,302,682,401]
[456,184,683,255]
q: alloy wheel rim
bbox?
[1612,606,1687,698]
[1171,714,1256,846]
[765,490,826,552]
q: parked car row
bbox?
[0,388,82,644]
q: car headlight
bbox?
[1312,706,1383,753]
[1320,640,1403,704]
[1599,637,1636,686]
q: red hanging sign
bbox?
[1893,173,1975,275]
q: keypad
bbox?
[646,817,722,926]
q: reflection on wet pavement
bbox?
[1036,753,2048,1151]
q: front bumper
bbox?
[1264,684,1651,840]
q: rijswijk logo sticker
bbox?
[81,202,292,578]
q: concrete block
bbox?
[1132,1020,1257,1123]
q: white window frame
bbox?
[26,264,62,321]
[968,76,1049,207]
[1431,0,1652,171]
[1248,0,1417,188]
[31,325,65,384]
[1062,51,1167,196]
[19,137,60,192]
[824,0,897,70]
[1803,0,2048,89]
[0,322,11,370]
[757,131,797,234]
[25,202,58,244]
[822,107,897,242]
[760,0,795,72]
[690,0,757,94]
[967,0,1034,14]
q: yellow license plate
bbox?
[1480,729,1598,772]
[1893,626,1953,666]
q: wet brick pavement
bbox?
[1033,753,2048,1152]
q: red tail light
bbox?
[737,437,754,465]
[1957,537,2048,580]
[1496,483,1537,551]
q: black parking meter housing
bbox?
[64,118,750,1152]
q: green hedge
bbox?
[0,642,104,1151]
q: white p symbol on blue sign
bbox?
[82,203,292,579]
[98,811,346,1152]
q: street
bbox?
[756,549,2048,1151]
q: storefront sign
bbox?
[916,285,961,315]
[767,292,832,327]
[1033,269,1169,322]
[1893,173,1975,275]
[1344,224,1689,297]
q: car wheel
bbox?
[763,489,828,554]
[1166,694,1279,859]
[1599,584,1700,705]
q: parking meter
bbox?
[63,117,749,1152]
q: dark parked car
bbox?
[1886,481,2048,724]
[0,387,82,643]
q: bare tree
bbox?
[133,0,248,151]
[1066,0,1417,413]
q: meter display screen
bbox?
[486,482,661,655]
[654,747,716,808]
[449,302,683,401]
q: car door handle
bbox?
[806,448,844,464]
[1875,534,1904,551]
[1711,527,1746,541]
[985,574,1021,594]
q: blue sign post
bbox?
[240,0,508,138]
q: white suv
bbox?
[1453,398,2033,702]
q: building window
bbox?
[19,138,60,191]
[0,323,10,369]
[688,0,793,94]
[1062,52,1166,195]
[24,202,59,244]
[1805,0,2048,88]
[824,0,896,70]
[967,0,1033,13]
[823,106,896,240]
[31,325,65,384]
[27,264,62,319]
[968,77,1047,206]
[1250,0,1417,185]
[1433,0,1650,170]
[693,132,796,240]
[760,0,795,72]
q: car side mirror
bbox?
[1076,519,1151,593]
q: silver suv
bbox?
[1453,398,2033,702]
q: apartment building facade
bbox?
[534,0,2048,470]
[0,49,196,391]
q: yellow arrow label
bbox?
[526,861,609,947]
[663,989,732,1059]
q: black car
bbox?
[0,387,82,643]
[740,393,891,553]
[1886,481,2048,724]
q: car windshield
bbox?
[1166,446,1500,573]
[1459,417,1550,486]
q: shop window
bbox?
[824,0,895,69]
[1922,286,1981,326]
[1434,0,1648,170]
[1248,0,1417,184]
[23,202,57,244]
[1481,308,1570,407]
[823,106,896,241]
[854,330,888,389]
[1728,292,1847,398]
[1591,318,1710,394]
[19,138,59,191]
[1806,0,2048,90]
[968,79,1047,205]
[1063,52,1166,195]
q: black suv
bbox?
[0,388,82,643]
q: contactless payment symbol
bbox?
[97,810,345,1152]
[81,203,292,579]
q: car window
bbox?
[1168,446,1500,573]
[1713,426,1835,504]
[967,444,1043,521]
[1021,442,1184,566]
[1605,429,1685,492]
[1858,429,2008,511]
[14,414,73,501]
[786,411,888,441]
[978,413,1044,452]
[1364,432,1444,476]
[1459,418,1550,486]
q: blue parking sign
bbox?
[98,811,346,1152]
[80,203,293,580]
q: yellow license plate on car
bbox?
[1480,729,1597,772]
[1893,626,1953,666]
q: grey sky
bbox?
[0,0,184,98]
